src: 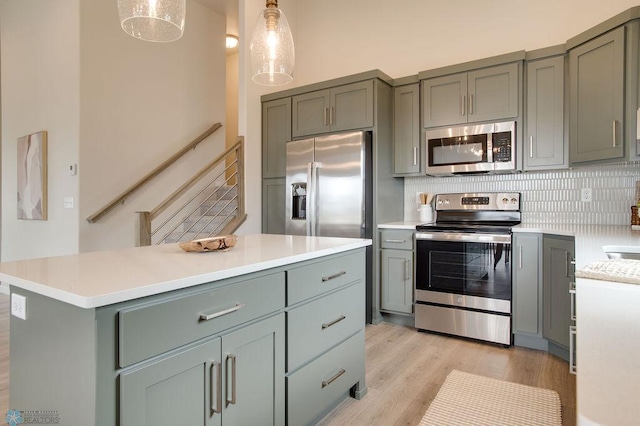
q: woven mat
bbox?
[419,370,562,426]
[576,258,640,285]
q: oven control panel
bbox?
[435,192,520,211]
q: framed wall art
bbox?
[17,130,48,220]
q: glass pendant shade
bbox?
[118,0,186,43]
[250,3,295,86]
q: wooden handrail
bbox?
[86,123,222,223]
[150,138,243,220]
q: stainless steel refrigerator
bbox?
[285,130,373,320]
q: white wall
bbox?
[78,0,227,252]
[237,0,640,234]
[0,0,80,261]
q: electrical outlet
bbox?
[581,188,593,203]
[11,293,26,320]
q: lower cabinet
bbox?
[120,314,285,426]
[512,232,575,362]
[380,229,414,314]
[262,178,285,234]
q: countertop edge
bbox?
[2,239,372,309]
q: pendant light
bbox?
[250,0,295,86]
[117,0,186,43]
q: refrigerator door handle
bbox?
[306,162,313,236]
[310,161,323,236]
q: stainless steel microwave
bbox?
[425,121,516,175]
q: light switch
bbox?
[64,197,74,209]
[69,163,77,175]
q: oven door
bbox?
[415,232,512,313]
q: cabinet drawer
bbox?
[118,272,285,368]
[380,230,413,250]
[287,250,364,305]
[287,282,364,372]
[287,330,365,426]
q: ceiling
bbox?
[195,0,239,35]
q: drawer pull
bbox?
[569,326,577,375]
[200,303,245,321]
[322,315,346,329]
[227,354,237,405]
[384,239,406,244]
[210,361,222,415]
[322,368,346,388]
[322,271,346,282]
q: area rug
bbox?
[419,370,562,426]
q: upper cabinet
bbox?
[262,98,291,179]
[569,26,625,164]
[292,80,374,137]
[422,62,519,128]
[393,83,421,175]
[525,54,567,170]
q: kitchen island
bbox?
[1,234,371,426]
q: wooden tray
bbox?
[179,235,238,252]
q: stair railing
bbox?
[136,137,246,246]
[86,123,223,223]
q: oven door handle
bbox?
[415,232,511,244]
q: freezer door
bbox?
[313,131,366,238]
[285,138,314,235]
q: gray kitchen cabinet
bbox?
[292,80,374,137]
[542,235,575,350]
[120,314,284,426]
[286,250,367,424]
[393,83,421,175]
[569,26,625,163]
[380,229,414,314]
[512,233,542,336]
[262,178,285,234]
[262,98,291,179]
[422,63,519,128]
[525,55,567,170]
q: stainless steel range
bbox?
[414,192,521,345]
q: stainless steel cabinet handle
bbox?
[613,120,617,147]
[200,303,245,321]
[529,136,534,158]
[413,146,418,166]
[569,286,576,322]
[322,315,346,329]
[519,245,523,269]
[226,354,237,405]
[384,239,406,244]
[323,107,328,126]
[405,259,412,281]
[469,93,474,115]
[329,106,334,125]
[210,361,222,415]
[461,95,466,116]
[322,270,346,282]
[569,326,577,375]
[322,369,346,388]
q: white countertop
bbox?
[0,234,371,309]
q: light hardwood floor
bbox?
[0,294,575,425]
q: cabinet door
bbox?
[512,234,542,335]
[262,178,285,234]
[380,248,413,314]
[120,338,221,426]
[468,62,519,123]
[569,26,625,163]
[221,314,285,426]
[330,80,374,133]
[262,98,291,178]
[422,73,467,127]
[292,89,330,137]
[394,84,421,175]
[525,56,567,170]
[542,236,575,348]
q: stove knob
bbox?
[502,198,509,204]
[510,198,518,205]
[437,199,443,205]
[444,199,450,205]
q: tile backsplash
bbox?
[404,162,640,225]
